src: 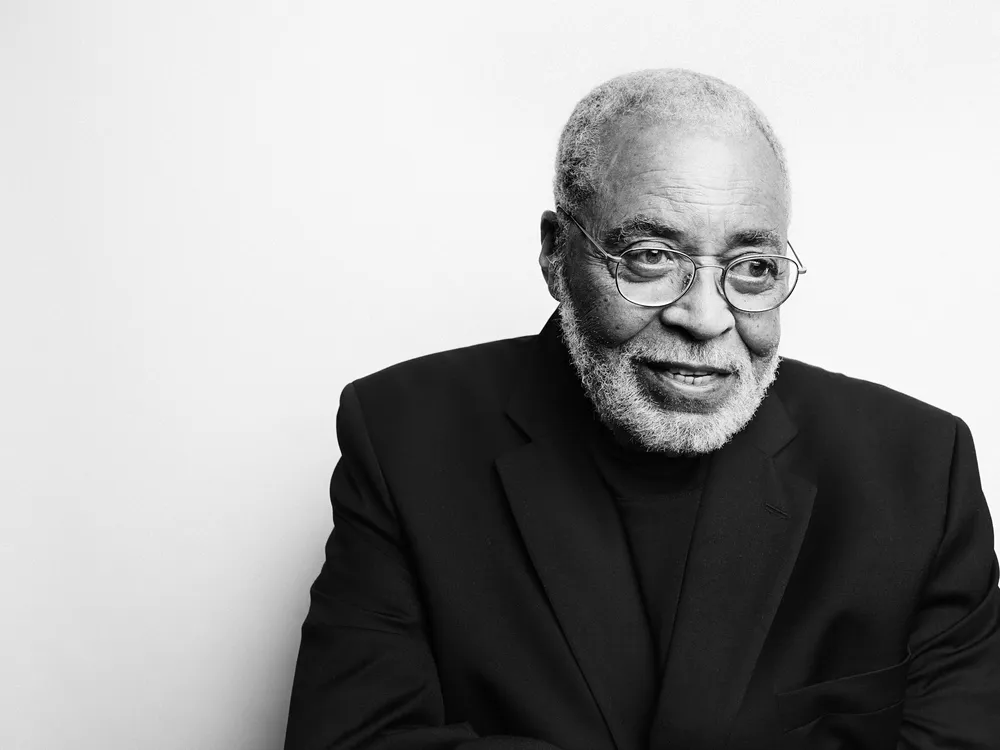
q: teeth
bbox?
[663,371,710,385]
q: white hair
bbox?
[553,68,790,219]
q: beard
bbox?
[553,264,780,455]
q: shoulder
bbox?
[344,333,540,430]
[354,333,539,400]
[773,357,961,458]
[776,358,954,421]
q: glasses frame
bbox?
[559,207,807,313]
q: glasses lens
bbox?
[725,256,799,312]
[616,248,694,306]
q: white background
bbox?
[2,1,998,748]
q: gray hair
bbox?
[553,69,790,220]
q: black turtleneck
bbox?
[587,422,707,674]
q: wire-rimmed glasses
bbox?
[559,207,807,313]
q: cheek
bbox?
[566,261,653,346]
[735,312,781,359]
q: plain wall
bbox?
[2,1,998,748]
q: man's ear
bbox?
[538,210,561,301]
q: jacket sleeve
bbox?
[898,417,1000,748]
[284,383,563,750]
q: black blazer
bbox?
[285,320,1000,750]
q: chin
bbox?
[604,387,774,455]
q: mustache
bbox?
[619,337,752,373]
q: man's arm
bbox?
[898,417,1000,748]
[284,384,563,750]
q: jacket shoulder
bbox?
[347,334,539,426]
[774,358,959,444]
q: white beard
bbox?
[554,268,779,455]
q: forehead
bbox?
[589,119,787,239]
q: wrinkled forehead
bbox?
[588,114,788,227]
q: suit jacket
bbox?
[285,319,1000,750]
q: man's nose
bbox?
[658,267,735,340]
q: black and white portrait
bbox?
[4,2,998,749]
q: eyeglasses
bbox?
[558,207,807,313]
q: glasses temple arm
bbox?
[558,206,620,262]
[788,241,807,274]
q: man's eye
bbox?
[744,259,778,278]
[635,247,667,266]
[628,247,672,265]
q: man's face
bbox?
[547,120,789,454]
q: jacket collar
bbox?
[497,317,816,750]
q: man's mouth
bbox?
[642,361,732,385]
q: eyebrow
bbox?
[601,215,784,252]
[601,216,683,246]
[727,228,784,252]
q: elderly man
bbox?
[284,70,1000,749]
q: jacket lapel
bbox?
[496,324,657,750]
[651,390,817,750]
